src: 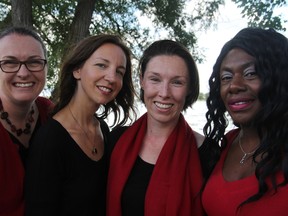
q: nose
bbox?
[229,74,246,93]
[104,69,117,84]
[17,64,30,77]
[158,82,170,98]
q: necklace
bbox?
[68,105,97,155]
[238,132,258,164]
[0,100,35,136]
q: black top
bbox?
[121,156,154,216]
[108,126,154,216]
[25,118,109,216]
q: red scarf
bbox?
[107,113,204,216]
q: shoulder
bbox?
[110,126,129,145]
[35,96,54,119]
[225,128,240,141]
[193,131,204,148]
[35,96,54,108]
[111,126,129,138]
[107,126,129,156]
[33,118,67,144]
[30,118,69,153]
[99,119,110,134]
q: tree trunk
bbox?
[68,0,97,45]
[11,0,33,27]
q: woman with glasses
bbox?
[0,26,53,216]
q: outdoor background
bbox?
[1,0,287,133]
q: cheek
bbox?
[36,73,46,83]
[116,77,123,88]
[253,82,261,95]
[220,84,228,100]
[174,89,188,105]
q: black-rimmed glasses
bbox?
[0,59,47,73]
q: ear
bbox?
[73,69,81,80]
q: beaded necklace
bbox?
[0,100,35,136]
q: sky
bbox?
[195,0,288,93]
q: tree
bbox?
[11,0,32,27]
[0,0,221,93]
[0,0,287,95]
[232,0,287,31]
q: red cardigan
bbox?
[0,97,53,216]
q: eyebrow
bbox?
[147,71,187,79]
[221,61,255,72]
[94,57,126,70]
[1,55,44,60]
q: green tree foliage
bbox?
[232,0,287,31]
[0,0,224,93]
[0,0,287,95]
[198,92,209,101]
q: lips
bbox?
[227,98,254,111]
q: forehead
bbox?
[0,34,45,59]
[221,48,255,69]
[94,43,125,56]
[89,43,127,63]
[145,55,188,76]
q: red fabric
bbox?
[107,113,204,216]
[202,129,288,216]
[0,97,53,216]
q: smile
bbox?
[14,82,34,87]
[228,100,253,111]
[98,86,112,93]
[154,102,173,109]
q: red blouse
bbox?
[202,129,288,216]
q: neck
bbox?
[239,128,260,151]
[146,117,177,138]
[0,97,34,118]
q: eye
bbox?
[243,69,258,80]
[95,63,107,69]
[27,59,43,64]
[171,79,186,86]
[1,60,19,67]
[149,76,160,83]
[26,59,45,67]
[116,69,125,77]
[220,71,233,82]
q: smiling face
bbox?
[73,43,127,106]
[141,55,189,125]
[220,48,262,126]
[0,34,47,104]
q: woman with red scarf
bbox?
[107,40,204,216]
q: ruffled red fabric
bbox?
[107,113,204,216]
